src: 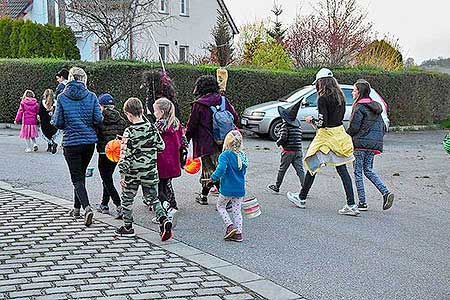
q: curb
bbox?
[0,123,21,130]
[0,181,305,300]
[389,124,442,132]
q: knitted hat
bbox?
[277,101,301,127]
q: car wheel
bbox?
[269,118,282,141]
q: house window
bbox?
[179,46,189,62]
[159,44,169,62]
[159,0,168,13]
[180,0,189,16]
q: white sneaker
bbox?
[338,204,361,216]
[25,148,32,153]
[167,207,178,228]
[151,216,159,224]
[287,192,306,209]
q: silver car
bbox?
[241,84,389,140]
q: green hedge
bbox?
[1,59,450,126]
[0,18,80,59]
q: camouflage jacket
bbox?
[118,121,165,184]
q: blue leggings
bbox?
[353,150,389,204]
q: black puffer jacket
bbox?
[276,121,302,151]
[347,99,385,152]
[96,108,127,153]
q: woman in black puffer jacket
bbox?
[347,79,394,212]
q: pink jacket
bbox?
[15,97,39,125]
[157,123,184,179]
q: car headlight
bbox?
[251,112,265,117]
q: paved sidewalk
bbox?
[0,184,303,300]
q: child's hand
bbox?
[14,121,17,125]
[120,179,127,188]
[305,116,313,124]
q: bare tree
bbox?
[65,0,169,59]
[286,0,372,68]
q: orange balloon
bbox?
[184,157,201,174]
[105,139,122,162]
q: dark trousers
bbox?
[299,164,355,205]
[63,144,95,209]
[158,178,177,209]
[276,151,305,188]
[98,154,121,207]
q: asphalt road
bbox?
[1,128,449,300]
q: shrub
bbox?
[251,41,292,70]
[0,17,80,59]
[0,59,449,127]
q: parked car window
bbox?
[305,92,318,107]
[343,89,354,105]
[283,86,312,102]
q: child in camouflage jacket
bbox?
[116,97,173,241]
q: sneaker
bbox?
[33,144,38,152]
[383,192,395,210]
[25,148,32,153]
[46,144,52,152]
[96,203,109,214]
[69,208,81,218]
[267,184,280,194]
[224,225,237,240]
[160,218,173,242]
[142,198,153,211]
[51,143,58,154]
[167,207,178,228]
[115,225,135,237]
[84,206,94,226]
[338,204,361,216]
[287,192,306,208]
[195,194,208,205]
[210,186,219,196]
[151,216,159,224]
[357,202,368,211]
[230,233,243,242]
[115,206,123,220]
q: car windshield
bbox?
[279,86,312,102]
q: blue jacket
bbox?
[52,81,103,146]
[211,150,248,197]
[347,98,384,152]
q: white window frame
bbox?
[159,0,168,14]
[180,0,189,16]
[158,44,169,62]
[179,45,189,62]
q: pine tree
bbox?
[267,2,286,44]
[211,9,234,67]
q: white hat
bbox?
[313,68,334,84]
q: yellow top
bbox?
[304,125,354,174]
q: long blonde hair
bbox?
[22,90,35,100]
[154,97,180,131]
[223,130,244,170]
[43,89,55,111]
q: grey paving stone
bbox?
[164,290,194,298]
[224,294,255,300]
[226,287,246,293]
[112,281,142,289]
[19,282,52,290]
[138,285,168,293]
[0,278,28,286]
[106,288,137,296]
[201,281,230,288]
[54,279,86,287]
[0,285,16,293]
[170,283,200,290]
[8,272,38,279]
[142,279,173,286]
[65,273,94,280]
[35,294,69,300]
[192,297,222,300]
[213,266,263,284]
[96,297,128,300]
[45,286,77,294]
[32,276,62,282]
[130,293,162,300]
[174,277,203,284]
[9,289,43,298]
[97,271,125,277]
[243,279,300,300]
[71,291,103,298]
[195,288,227,296]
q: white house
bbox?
[1,0,239,62]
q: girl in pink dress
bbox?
[15,90,40,152]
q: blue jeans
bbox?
[353,150,389,204]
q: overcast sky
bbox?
[224,0,450,64]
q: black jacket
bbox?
[276,121,302,151]
[96,108,127,153]
[347,100,385,152]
